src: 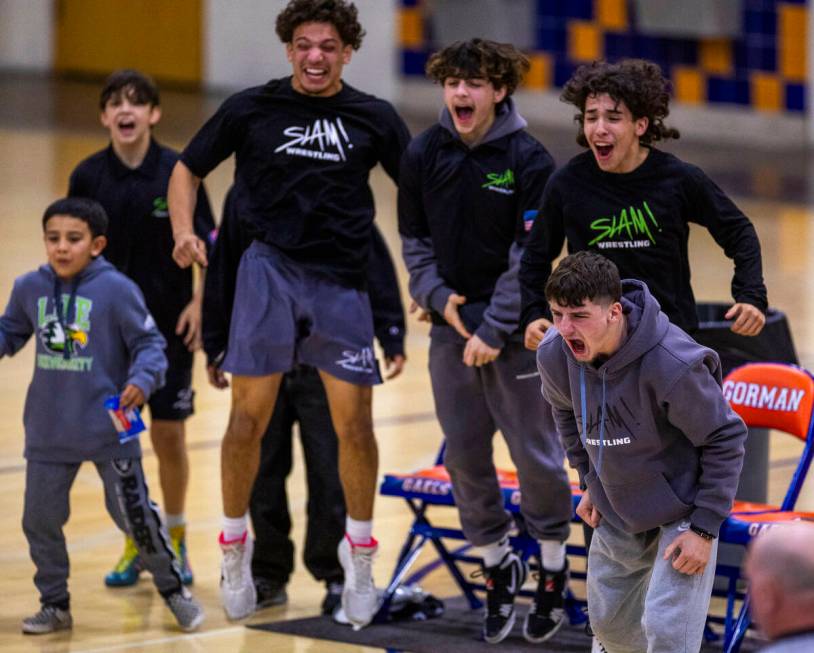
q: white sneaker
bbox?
[337,534,379,630]
[219,532,257,620]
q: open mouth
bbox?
[566,338,586,356]
[117,119,136,136]
[454,106,474,123]
[304,67,327,82]
[594,143,613,160]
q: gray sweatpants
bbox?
[588,518,718,653]
[429,331,572,545]
[23,458,183,607]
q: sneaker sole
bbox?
[483,609,516,644]
[522,613,566,643]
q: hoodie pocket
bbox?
[592,472,692,533]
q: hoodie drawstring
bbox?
[53,276,80,360]
[580,365,608,477]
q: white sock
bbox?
[222,514,248,542]
[539,539,566,571]
[165,513,185,530]
[346,517,373,545]
[478,536,511,568]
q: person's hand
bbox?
[524,317,552,350]
[462,335,500,367]
[663,530,713,575]
[119,383,145,410]
[175,297,202,352]
[172,232,208,268]
[408,300,431,323]
[444,293,472,339]
[576,489,601,528]
[725,303,766,336]
[207,364,229,389]
[383,354,406,380]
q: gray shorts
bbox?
[222,241,382,386]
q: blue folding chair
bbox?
[378,443,588,624]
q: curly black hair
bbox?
[275,0,365,50]
[425,39,530,96]
[561,59,680,147]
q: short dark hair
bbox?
[276,0,365,50]
[99,69,160,110]
[42,198,109,238]
[561,58,680,147]
[545,251,621,307]
[426,39,530,96]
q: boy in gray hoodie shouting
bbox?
[0,198,204,634]
[537,251,746,653]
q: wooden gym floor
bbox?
[0,74,812,652]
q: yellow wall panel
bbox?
[778,4,807,82]
[672,66,705,104]
[751,72,782,112]
[54,0,202,85]
[569,21,601,62]
[699,39,733,75]
[596,0,627,30]
[400,8,423,48]
[524,53,552,90]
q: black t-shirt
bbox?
[68,139,215,336]
[520,148,767,332]
[181,77,411,289]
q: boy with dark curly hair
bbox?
[167,0,410,626]
[520,59,767,349]
[399,39,572,645]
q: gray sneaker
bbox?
[165,588,205,632]
[22,605,73,634]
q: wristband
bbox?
[689,524,715,540]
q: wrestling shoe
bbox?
[219,531,257,620]
[338,535,379,630]
[104,535,142,587]
[523,563,568,642]
[169,524,194,586]
[479,551,527,643]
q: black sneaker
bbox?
[321,581,344,616]
[480,552,527,644]
[255,577,288,609]
[523,564,568,643]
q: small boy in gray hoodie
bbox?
[537,251,747,653]
[0,197,204,634]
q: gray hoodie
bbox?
[0,256,167,463]
[537,279,746,536]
